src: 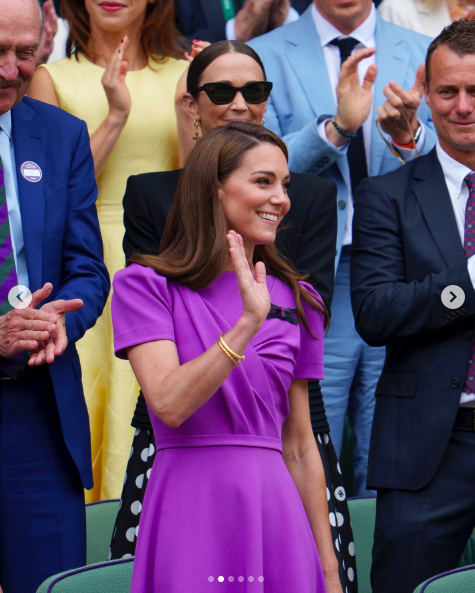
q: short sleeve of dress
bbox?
[294,282,325,381]
[111,263,175,359]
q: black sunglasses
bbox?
[189,81,273,105]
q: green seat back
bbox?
[347,496,377,593]
[459,536,475,568]
[85,500,120,566]
[414,565,475,592]
[36,559,133,593]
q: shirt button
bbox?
[339,200,346,210]
[464,330,473,340]
[451,378,461,388]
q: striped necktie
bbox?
[0,154,30,378]
[463,173,475,394]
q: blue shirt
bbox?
[0,111,30,288]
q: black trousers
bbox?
[372,426,475,593]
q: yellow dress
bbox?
[40,54,187,502]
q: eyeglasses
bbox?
[189,81,273,105]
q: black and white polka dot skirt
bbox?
[109,427,157,560]
[316,432,358,593]
[109,428,357,592]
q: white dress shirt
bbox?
[436,142,475,406]
[226,6,300,40]
[0,111,29,289]
[312,3,424,245]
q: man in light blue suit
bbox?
[249,0,436,495]
[0,1,109,591]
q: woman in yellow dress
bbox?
[28,0,188,502]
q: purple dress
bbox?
[112,264,328,593]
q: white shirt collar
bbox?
[0,111,12,141]
[436,142,473,201]
[311,3,376,48]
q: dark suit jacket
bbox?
[351,148,475,491]
[174,0,312,43]
[10,98,110,489]
[123,169,337,312]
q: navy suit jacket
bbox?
[174,0,311,42]
[351,148,475,491]
[10,97,110,489]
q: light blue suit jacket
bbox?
[249,8,436,262]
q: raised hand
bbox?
[101,35,131,123]
[0,283,57,359]
[35,0,58,67]
[376,62,425,145]
[335,47,378,135]
[28,295,83,365]
[184,40,211,64]
[227,230,270,330]
[235,0,274,42]
[268,0,291,30]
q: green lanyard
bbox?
[220,0,238,21]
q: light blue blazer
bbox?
[249,8,436,262]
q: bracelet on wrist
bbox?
[392,124,422,149]
[217,334,245,366]
[330,117,358,139]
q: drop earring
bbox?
[193,119,200,141]
[262,115,266,125]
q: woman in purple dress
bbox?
[111,122,341,593]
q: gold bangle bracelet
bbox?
[217,338,239,366]
[218,334,245,365]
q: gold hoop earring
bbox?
[192,119,200,141]
[262,116,266,125]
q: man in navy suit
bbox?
[0,1,109,591]
[351,19,475,593]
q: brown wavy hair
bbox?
[129,123,329,333]
[61,0,187,62]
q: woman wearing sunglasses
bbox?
[114,40,357,593]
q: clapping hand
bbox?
[101,35,131,123]
[376,63,425,145]
[35,0,58,67]
[184,40,211,63]
[268,0,291,30]
[0,284,57,359]
[235,0,274,42]
[335,47,378,135]
[227,230,270,330]
[28,283,83,366]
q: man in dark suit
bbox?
[0,1,109,591]
[351,18,475,593]
[175,0,312,43]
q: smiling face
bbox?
[425,45,475,164]
[186,53,268,134]
[84,0,154,32]
[0,0,41,115]
[218,142,290,255]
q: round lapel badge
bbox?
[20,161,42,183]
